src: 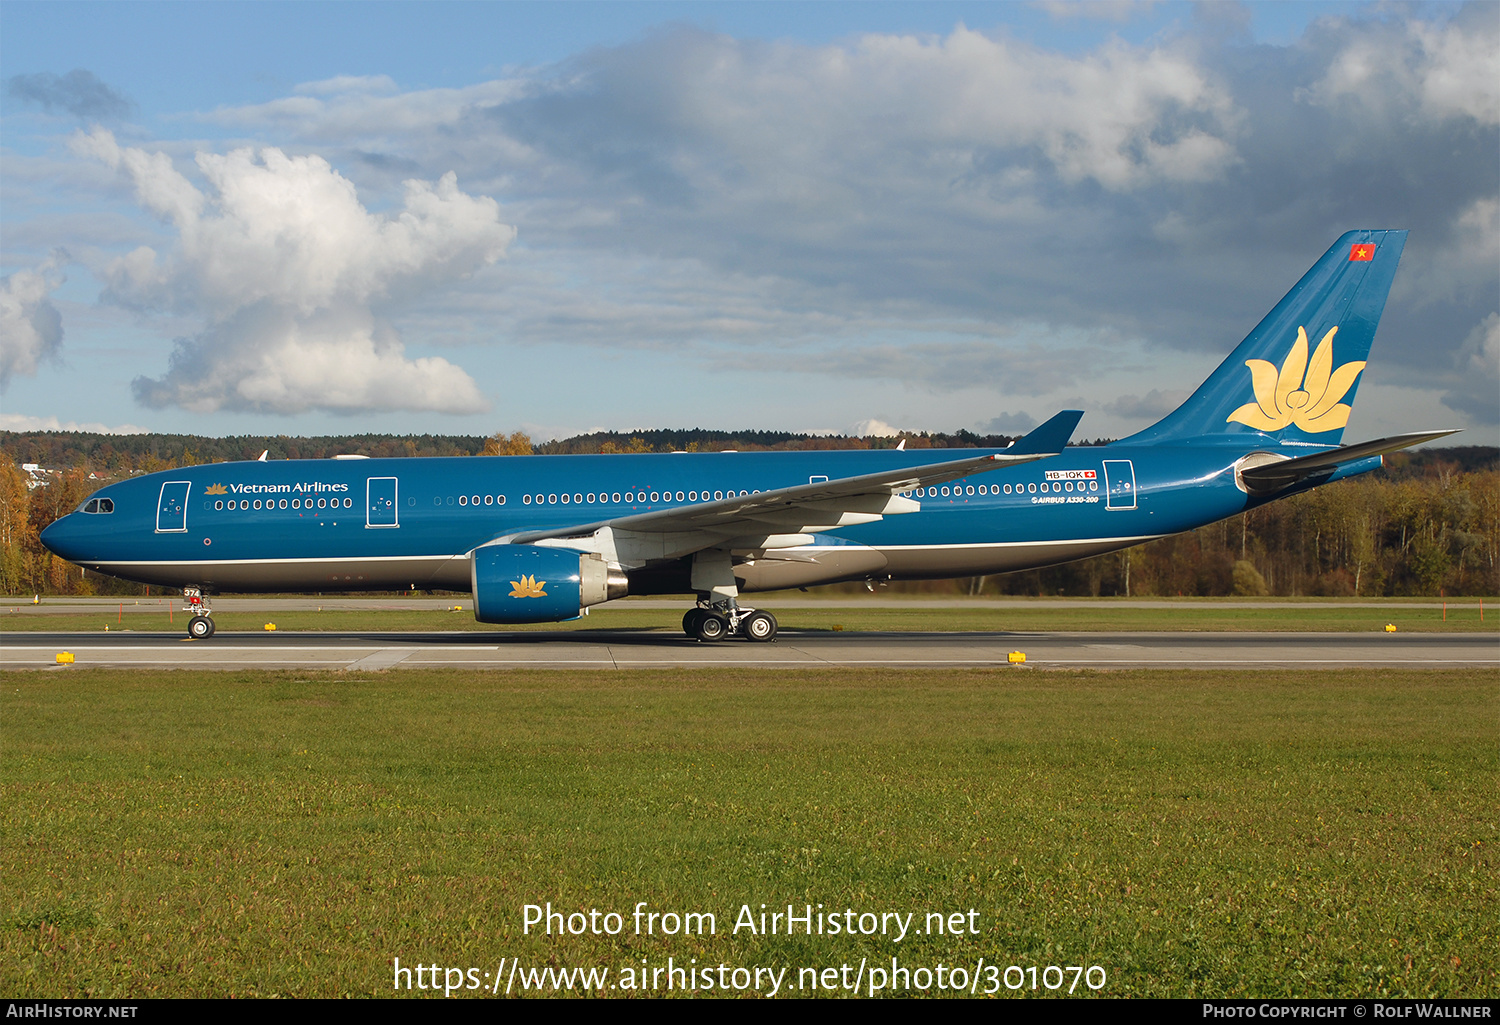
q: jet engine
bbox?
[471,544,627,624]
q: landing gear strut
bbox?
[183,586,215,639]
[681,599,777,643]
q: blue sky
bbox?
[2,1,1495,443]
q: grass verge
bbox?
[3,668,1495,998]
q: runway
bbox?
[6,629,1495,670]
[8,596,1487,614]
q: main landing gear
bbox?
[183,586,216,639]
[682,600,778,643]
[684,549,775,642]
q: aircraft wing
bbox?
[508,411,1082,551]
[1239,429,1460,493]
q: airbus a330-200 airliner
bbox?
[41,230,1456,642]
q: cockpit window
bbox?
[81,498,114,514]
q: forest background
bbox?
[3,429,1495,599]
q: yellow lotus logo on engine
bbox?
[510,574,547,598]
[1226,326,1365,433]
[205,483,228,495]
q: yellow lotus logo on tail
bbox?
[204,483,228,495]
[509,574,547,598]
[1227,326,1365,433]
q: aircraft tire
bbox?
[743,610,777,643]
[188,615,213,640]
[683,609,703,637]
[694,613,728,642]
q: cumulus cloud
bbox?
[1032,1,1161,24]
[197,17,1490,357]
[487,25,1239,201]
[72,129,514,414]
[0,413,148,434]
[6,69,133,120]
[1308,10,1499,126]
[712,337,1122,393]
[852,418,901,438]
[977,411,1038,434]
[1441,313,1500,424]
[1104,388,1189,421]
[0,255,66,388]
[23,11,1499,433]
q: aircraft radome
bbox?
[41,230,1457,642]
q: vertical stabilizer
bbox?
[1120,230,1407,446]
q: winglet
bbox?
[1006,410,1083,456]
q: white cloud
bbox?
[211,26,1240,194]
[1442,312,1500,424]
[0,413,148,434]
[1309,14,1500,126]
[204,77,523,148]
[17,14,1493,436]
[852,418,901,437]
[1104,388,1189,421]
[0,255,66,388]
[294,75,400,96]
[72,129,514,414]
[1031,1,1160,24]
[129,305,493,415]
[845,28,1240,189]
[977,411,1038,434]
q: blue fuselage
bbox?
[40,440,1378,595]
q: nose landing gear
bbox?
[183,586,216,639]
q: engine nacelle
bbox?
[471,544,626,624]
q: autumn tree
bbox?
[599,437,653,454]
[482,431,533,456]
[0,461,32,594]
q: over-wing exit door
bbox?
[366,477,399,528]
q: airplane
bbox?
[40,229,1457,642]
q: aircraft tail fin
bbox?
[1120,230,1407,447]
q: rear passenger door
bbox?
[1102,460,1137,511]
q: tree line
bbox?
[2,431,1493,598]
[1,424,1112,468]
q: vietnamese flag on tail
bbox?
[1349,243,1376,261]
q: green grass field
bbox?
[3,601,1495,634]
[3,668,1494,998]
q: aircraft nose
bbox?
[40,514,83,560]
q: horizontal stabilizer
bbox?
[1239,430,1461,493]
[1009,410,1084,456]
